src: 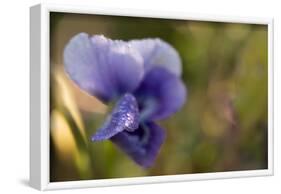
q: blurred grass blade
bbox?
[51,110,78,159]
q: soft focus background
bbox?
[50,12,268,182]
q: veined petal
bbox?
[129,38,182,76]
[91,93,139,141]
[111,122,166,168]
[64,33,144,103]
[107,42,144,94]
[135,67,187,121]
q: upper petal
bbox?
[91,93,140,141]
[64,33,144,103]
[129,38,182,76]
[106,42,144,94]
[111,122,166,168]
[135,67,187,121]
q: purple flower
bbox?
[64,33,187,167]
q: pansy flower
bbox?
[64,33,187,167]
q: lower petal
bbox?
[91,93,139,141]
[111,122,166,168]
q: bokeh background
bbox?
[50,12,268,182]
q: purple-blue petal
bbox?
[91,93,140,141]
[135,67,187,121]
[111,122,166,168]
[64,33,144,102]
[129,38,182,76]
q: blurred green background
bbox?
[50,12,268,182]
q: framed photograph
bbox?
[30,3,274,190]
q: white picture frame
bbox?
[30,3,274,191]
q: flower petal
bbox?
[106,41,144,94]
[111,122,166,168]
[130,38,182,76]
[64,33,144,102]
[135,67,187,121]
[91,93,139,141]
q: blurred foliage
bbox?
[50,12,268,182]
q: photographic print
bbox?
[30,4,273,190]
[49,11,269,182]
